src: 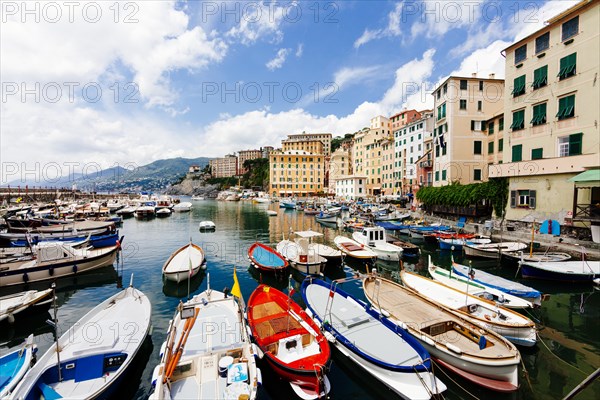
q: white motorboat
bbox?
[363,274,521,392]
[463,242,527,259]
[173,202,193,212]
[276,231,328,275]
[352,227,403,261]
[333,236,377,263]
[427,258,535,309]
[150,285,260,400]
[401,270,537,347]
[162,242,206,283]
[302,278,446,399]
[135,205,156,218]
[199,220,216,231]
[0,289,53,323]
[266,210,278,216]
[156,208,172,217]
[0,242,119,287]
[0,335,36,398]
[10,283,151,399]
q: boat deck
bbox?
[363,278,515,359]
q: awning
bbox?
[568,169,600,188]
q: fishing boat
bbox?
[0,241,120,287]
[463,242,527,259]
[519,259,600,283]
[199,221,216,231]
[363,274,521,392]
[333,236,377,264]
[314,211,337,223]
[248,242,289,273]
[150,283,260,400]
[247,285,331,399]
[374,210,410,222]
[438,236,490,251]
[401,270,537,347]
[428,258,534,309]
[0,335,36,398]
[173,202,193,212]
[374,221,405,231]
[391,238,420,257]
[8,230,119,249]
[341,217,370,232]
[10,281,151,399]
[156,208,172,217]
[352,227,403,261]
[409,225,452,240]
[302,278,446,399]
[280,200,297,209]
[502,250,571,264]
[162,242,206,283]
[452,263,542,305]
[276,231,327,275]
[252,197,270,204]
[0,289,53,323]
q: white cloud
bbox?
[354,29,383,49]
[266,48,291,70]
[295,43,304,57]
[225,1,287,45]
[333,66,383,90]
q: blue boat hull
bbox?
[520,264,596,282]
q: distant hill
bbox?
[6,157,211,193]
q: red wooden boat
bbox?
[247,242,289,273]
[247,285,331,399]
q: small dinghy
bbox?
[11,279,152,399]
[248,242,289,273]
[0,289,53,323]
[173,202,193,212]
[199,221,216,231]
[401,270,537,347]
[502,250,571,264]
[248,284,331,399]
[333,236,377,263]
[302,278,446,399]
[156,208,172,217]
[519,259,600,283]
[162,242,206,283]
[463,242,527,259]
[150,278,260,400]
[452,262,542,305]
[0,335,36,398]
[276,231,328,275]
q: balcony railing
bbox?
[419,160,433,168]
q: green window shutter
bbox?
[471,120,475,131]
[442,146,447,156]
[474,141,482,155]
[489,122,495,134]
[512,144,523,162]
[435,171,439,181]
[569,133,583,155]
[512,75,526,96]
[558,53,577,80]
[510,110,524,130]
[531,103,547,125]
[510,190,516,208]
[442,170,446,180]
[499,118,504,131]
[498,139,503,152]
[557,95,575,120]
[481,121,487,131]
[435,146,439,157]
[488,142,494,154]
[474,169,481,181]
[532,65,548,89]
[531,148,543,159]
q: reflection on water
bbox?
[1,199,598,400]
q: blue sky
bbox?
[0,1,578,183]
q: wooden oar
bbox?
[164,308,199,382]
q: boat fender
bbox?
[246,325,253,339]
[422,336,435,347]
[49,267,54,276]
[150,365,161,387]
[7,313,15,324]
[446,343,462,355]
[252,343,264,360]
[256,367,263,386]
[380,309,391,318]
[73,265,78,274]
[23,272,28,283]
[159,341,167,358]
[323,331,336,343]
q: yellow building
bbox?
[431,75,505,186]
[237,149,262,174]
[282,133,332,156]
[282,140,324,156]
[484,113,505,166]
[489,0,599,224]
[328,147,352,194]
[269,150,325,197]
[352,116,393,196]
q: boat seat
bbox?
[37,382,63,400]
[340,315,370,329]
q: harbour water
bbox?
[1,199,598,399]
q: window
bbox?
[535,32,550,53]
[442,146,447,156]
[460,80,467,90]
[558,53,576,80]
[512,75,526,97]
[488,121,495,134]
[499,117,504,131]
[435,171,439,181]
[510,110,525,131]
[488,142,494,154]
[437,90,440,99]
[442,170,447,181]
[562,16,579,41]
[531,103,547,126]
[559,133,583,156]
[498,138,503,152]
[471,120,486,131]
[474,169,482,181]
[474,141,482,155]
[477,101,482,111]
[510,190,536,208]
[443,84,447,94]
[435,146,439,157]
[479,81,484,91]
[531,148,543,160]
[532,65,548,89]
[512,144,523,162]
[556,95,575,120]
[515,44,527,64]
[459,99,467,110]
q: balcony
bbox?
[419,160,433,168]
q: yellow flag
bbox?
[231,267,242,299]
